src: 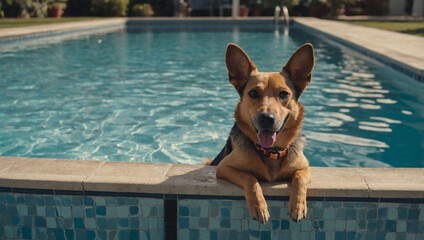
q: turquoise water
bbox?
[0,24,423,167]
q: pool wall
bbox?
[1,157,423,239]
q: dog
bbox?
[209,43,315,224]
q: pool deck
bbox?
[293,17,424,82]
[0,157,423,199]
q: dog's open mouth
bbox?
[256,113,290,148]
[257,130,277,148]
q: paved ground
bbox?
[294,17,424,80]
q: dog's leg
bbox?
[288,167,311,222]
[217,165,269,224]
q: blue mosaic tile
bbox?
[408,209,419,220]
[179,217,189,229]
[46,217,56,228]
[34,216,46,228]
[313,220,324,230]
[210,206,219,217]
[118,219,129,228]
[72,206,84,218]
[0,204,7,214]
[220,219,230,228]
[106,218,117,229]
[85,218,96,229]
[398,208,408,220]
[85,207,95,218]
[323,220,334,231]
[281,220,290,230]
[221,207,230,218]
[74,218,84,229]
[7,205,17,215]
[190,206,200,217]
[129,230,139,240]
[129,206,139,216]
[149,218,157,229]
[407,220,418,232]
[64,229,74,240]
[178,229,189,240]
[189,229,199,240]
[117,206,129,218]
[150,206,157,217]
[5,194,15,204]
[55,229,65,240]
[378,208,388,218]
[45,206,55,217]
[346,209,356,219]
[62,207,71,218]
[3,191,424,240]
[96,206,106,216]
[97,218,106,230]
[22,227,32,239]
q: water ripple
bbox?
[0,27,423,167]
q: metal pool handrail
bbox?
[274,5,290,26]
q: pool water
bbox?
[0,24,423,167]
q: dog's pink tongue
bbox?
[258,131,277,148]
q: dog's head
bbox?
[226,43,314,148]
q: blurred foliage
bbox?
[131,3,153,16]
[0,0,48,18]
[0,0,389,18]
[129,0,174,16]
[90,0,129,16]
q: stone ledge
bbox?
[293,17,424,79]
[1,156,423,199]
[0,18,127,39]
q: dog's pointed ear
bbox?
[283,43,315,98]
[226,44,257,93]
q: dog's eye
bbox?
[248,90,259,99]
[279,91,290,99]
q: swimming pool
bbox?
[0,21,423,167]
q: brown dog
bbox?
[210,43,315,224]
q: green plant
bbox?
[20,0,48,18]
[91,0,129,16]
[131,3,153,16]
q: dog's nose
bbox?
[258,112,276,128]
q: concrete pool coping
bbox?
[1,157,423,199]
[293,17,424,82]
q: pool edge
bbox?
[292,17,424,83]
[1,156,423,200]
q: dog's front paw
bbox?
[248,197,270,224]
[288,197,307,222]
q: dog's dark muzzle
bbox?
[257,112,276,130]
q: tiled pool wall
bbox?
[1,189,423,240]
[0,190,164,240]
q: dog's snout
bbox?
[258,112,276,128]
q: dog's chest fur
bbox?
[262,157,284,181]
